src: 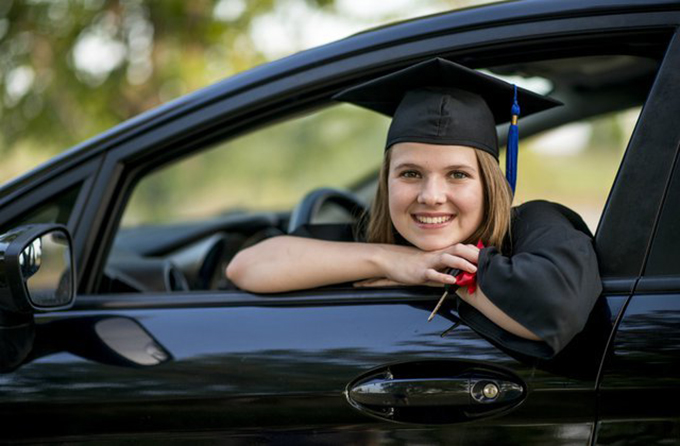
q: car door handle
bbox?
[348,376,523,408]
[345,361,526,424]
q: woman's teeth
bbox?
[415,215,452,224]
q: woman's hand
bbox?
[355,243,480,288]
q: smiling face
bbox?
[387,142,485,251]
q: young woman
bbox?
[227,58,602,359]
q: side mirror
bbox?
[0,224,75,316]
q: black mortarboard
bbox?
[333,58,562,191]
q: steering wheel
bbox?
[287,187,368,234]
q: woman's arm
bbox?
[227,236,389,293]
[226,236,479,293]
[456,287,541,341]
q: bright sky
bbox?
[248,0,484,59]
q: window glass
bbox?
[0,184,82,234]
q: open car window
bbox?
[100,54,654,295]
[121,104,389,227]
[103,104,388,293]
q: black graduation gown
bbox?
[291,200,602,359]
[462,200,602,359]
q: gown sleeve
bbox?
[456,200,603,359]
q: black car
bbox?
[0,0,679,443]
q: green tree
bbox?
[0,0,497,185]
[0,0,345,155]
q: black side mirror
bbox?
[0,224,75,317]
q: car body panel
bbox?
[596,292,680,445]
[0,288,624,442]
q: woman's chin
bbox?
[396,226,473,251]
[409,238,459,252]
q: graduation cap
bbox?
[333,58,562,192]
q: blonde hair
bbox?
[365,147,512,251]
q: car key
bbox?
[427,268,461,321]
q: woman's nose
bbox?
[417,177,447,205]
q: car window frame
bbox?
[0,158,102,268]
[72,11,679,297]
[631,30,680,289]
[595,30,680,281]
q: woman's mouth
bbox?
[412,214,453,226]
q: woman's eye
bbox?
[449,171,468,180]
[400,170,421,179]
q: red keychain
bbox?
[428,240,484,321]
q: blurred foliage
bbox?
[0,0,496,184]
[0,0,337,156]
[122,104,389,226]
[515,109,638,230]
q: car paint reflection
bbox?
[0,296,620,443]
[0,297,618,403]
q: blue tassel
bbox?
[506,85,520,193]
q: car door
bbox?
[2,291,611,443]
[595,30,680,445]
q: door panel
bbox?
[0,290,622,443]
[596,293,680,445]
